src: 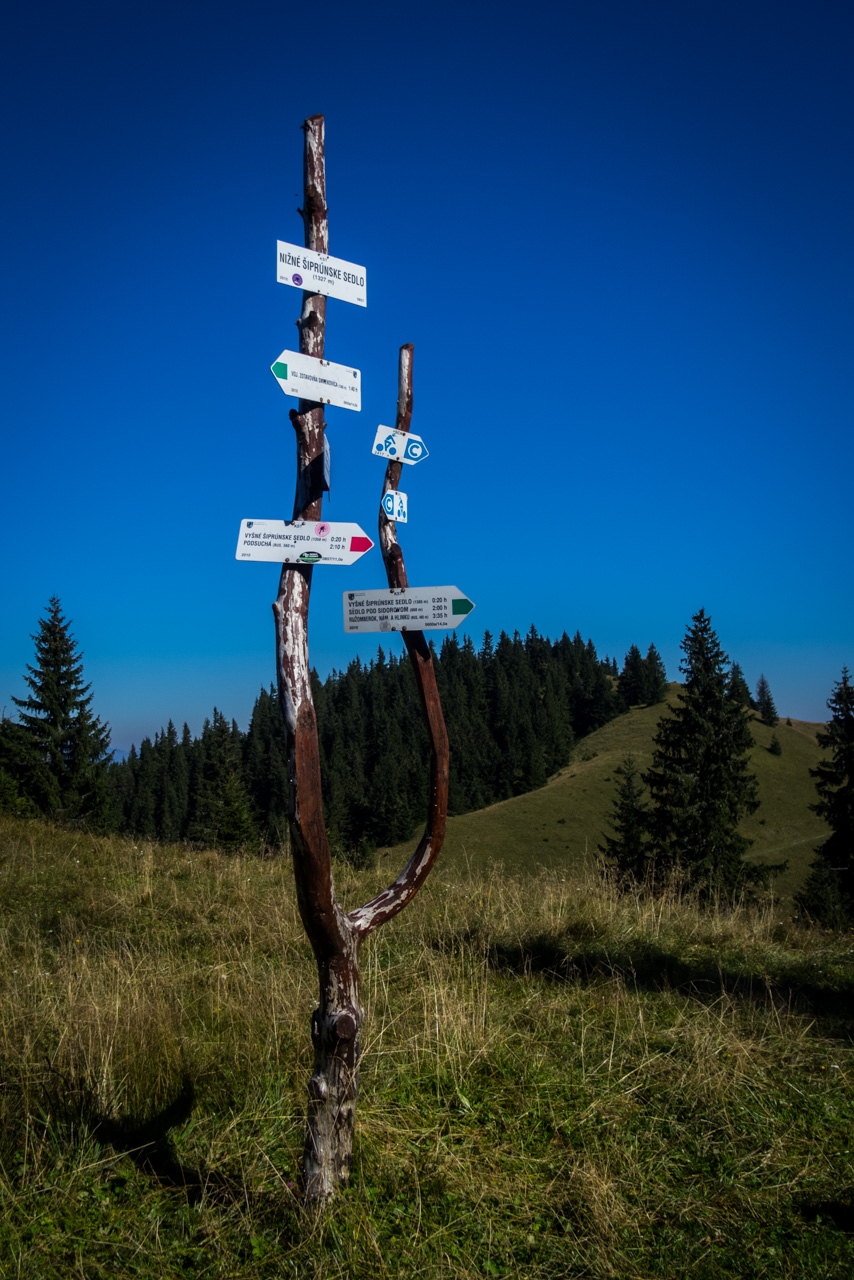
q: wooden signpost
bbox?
[245,114,472,1203]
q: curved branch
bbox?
[348,344,449,937]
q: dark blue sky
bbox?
[2,0,852,747]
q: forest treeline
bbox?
[107,628,668,859]
[4,598,851,926]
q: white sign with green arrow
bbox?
[343,587,475,634]
[271,349,361,412]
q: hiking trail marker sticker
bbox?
[236,520,373,565]
[381,490,408,523]
[371,426,429,464]
[343,587,475,634]
[271,350,361,412]
[276,240,367,307]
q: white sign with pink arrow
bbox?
[235,520,374,566]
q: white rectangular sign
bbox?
[271,350,361,412]
[236,520,373,566]
[343,587,475,633]
[371,426,429,464]
[277,240,367,307]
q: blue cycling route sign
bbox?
[371,425,429,464]
[381,490,408,522]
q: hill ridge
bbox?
[376,689,829,898]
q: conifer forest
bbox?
[4,598,851,926]
[107,627,664,861]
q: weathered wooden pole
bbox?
[374,346,450,871]
[272,120,448,1202]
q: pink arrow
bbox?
[350,536,374,553]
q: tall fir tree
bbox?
[127,735,158,835]
[641,643,668,705]
[243,685,289,845]
[755,673,778,727]
[618,645,646,708]
[643,609,760,894]
[797,668,854,927]
[186,709,257,851]
[599,755,649,883]
[726,661,752,709]
[1,598,111,822]
[154,721,189,843]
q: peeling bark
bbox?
[273,121,448,1203]
[273,114,353,1202]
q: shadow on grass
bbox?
[18,1070,300,1220]
[453,930,854,1038]
[799,1187,854,1234]
[82,1077,215,1204]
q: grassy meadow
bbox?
[378,690,829,901]
[1,804,853,1279]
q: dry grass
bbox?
[1,812,852,1278]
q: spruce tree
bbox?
[797,668,854,927]
[154,721,189,843]
[2,598,111,821]
[599,755,649,883]
[643,609,760,894]
[641,644,668,705]
[107,742,137,832]
[128,735,158,836]
[618,645,645,707]
[755,673,778,727]
[186,710,257,851]
[244,686,289,845]
[563,632,620,736]
[727,662,752,709]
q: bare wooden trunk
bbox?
[273,119,448,1202]
[304,948,362,1197]
[272,113,362,1202]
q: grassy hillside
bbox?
[376,687,829,899]
[1,814,852,1278]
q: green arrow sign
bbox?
[343,587,476,634]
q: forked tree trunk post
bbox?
[272,118,449,1202]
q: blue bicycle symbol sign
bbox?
[381,490,408,522]
[371,426,430,465]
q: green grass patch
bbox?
[1,813,853,1277]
